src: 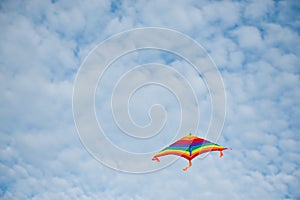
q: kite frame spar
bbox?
[152,133,231,171]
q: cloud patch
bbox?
[0,0,299,199]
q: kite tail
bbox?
[152,156,160,162]
[219,148,232,158]
[183,160,192,171]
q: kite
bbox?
[152,133,231,171]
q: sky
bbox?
[0,0,300,199]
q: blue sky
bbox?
[1,0,300,199]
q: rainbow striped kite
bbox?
[152,133,231,171]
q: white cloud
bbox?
[201,1,240,28]
[231,26,263,49]
[244,0,274,20]
[264,23,300,54]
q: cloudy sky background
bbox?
[1,0,300,199]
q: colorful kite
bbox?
[152,133,231,171]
